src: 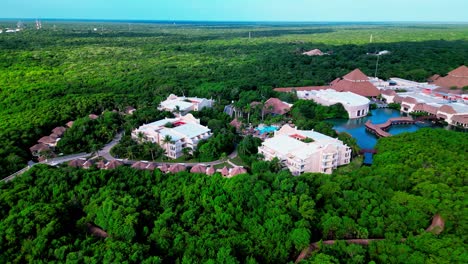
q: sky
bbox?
[1,0,467,22]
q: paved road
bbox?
[45,152,91,166]
[3,132,239,182]
[98,132,123,161]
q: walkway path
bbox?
[365,117,415,138]
[295,214,445,263]
[2,132,239,182]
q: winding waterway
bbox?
[328,108,433,163]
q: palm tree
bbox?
[182,147,192,160]
[174,105,181,116]
[162,135,174,158]
[245,104,252,124]
[136,132,145,143]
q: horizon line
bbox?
[1,18,468,24]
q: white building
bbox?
[159,94,214,114]
[132,114,212,159]
[381,89,468,127]
[297,89,370,119]
[258,125,352,175]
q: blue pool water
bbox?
[328,108,433,164]
[256,125,278,135]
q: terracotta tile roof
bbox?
[230,167,247,176]
[274,86,329,93]
[190,164,207,174]
[428,74,440,82]
[96,160,107,169]
[146,163,157,170]
[132,161,149,170]
[452,115,468,125]
[69,159,86,168]
[159,164,169,173]
[52,126,67,137]
[413,103,425,111]
[38,136,57,145]
[206,166,216,175]
[403,97,418,104]
[106,160,123,169]
[330,69,380,97]
[393,95,404,103]
[66,121,74,128]
[264,98,291,115]
[30,143,51,153]
[382,89,396,96]
[168,164,186,173]
[448,65,468,77]
[434,65,468,89]
[89,114,99,120]
[229,118,242,130]
[423,104,439,115]
[218,166,229,176]
[343,68,370,81]
[83,160,94,169]
[438,105,457,114]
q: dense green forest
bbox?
[1,129,466,263]
[1,22,468,175]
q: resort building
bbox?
[302,49,325,56]
[132,114,212,159]
[258,125,352,175]
[429,65,468,95]
[297,89,370,119]
[159,94,214,114]
[382,89,468,127]
[329,69,381,97]
[264,98,293,115]
[274,68,380,98]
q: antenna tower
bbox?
[374,54,380,78]
[35,19,42,30]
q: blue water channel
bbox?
[328,108,433,164]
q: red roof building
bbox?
[274,86,329,93]
[432,65,468,94]
[168,164,186,173]
[30,143,51,156]
[330,69,381,97]
[190,164,207,174]
[264,98,292,115]
[229,166,247,177]
[52,126,67,137]
[206,166,216,175]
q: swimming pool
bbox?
[256,125,278,135]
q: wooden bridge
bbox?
[365,117,415,138]
[359,148,378,154]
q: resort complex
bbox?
[132,114,212,159]
[158,94,214,114]
[297,89,370,119]
[274,68,381,98]
[258,125,352,175]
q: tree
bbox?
[162,135,174,158]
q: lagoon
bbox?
[328,108,433,163]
